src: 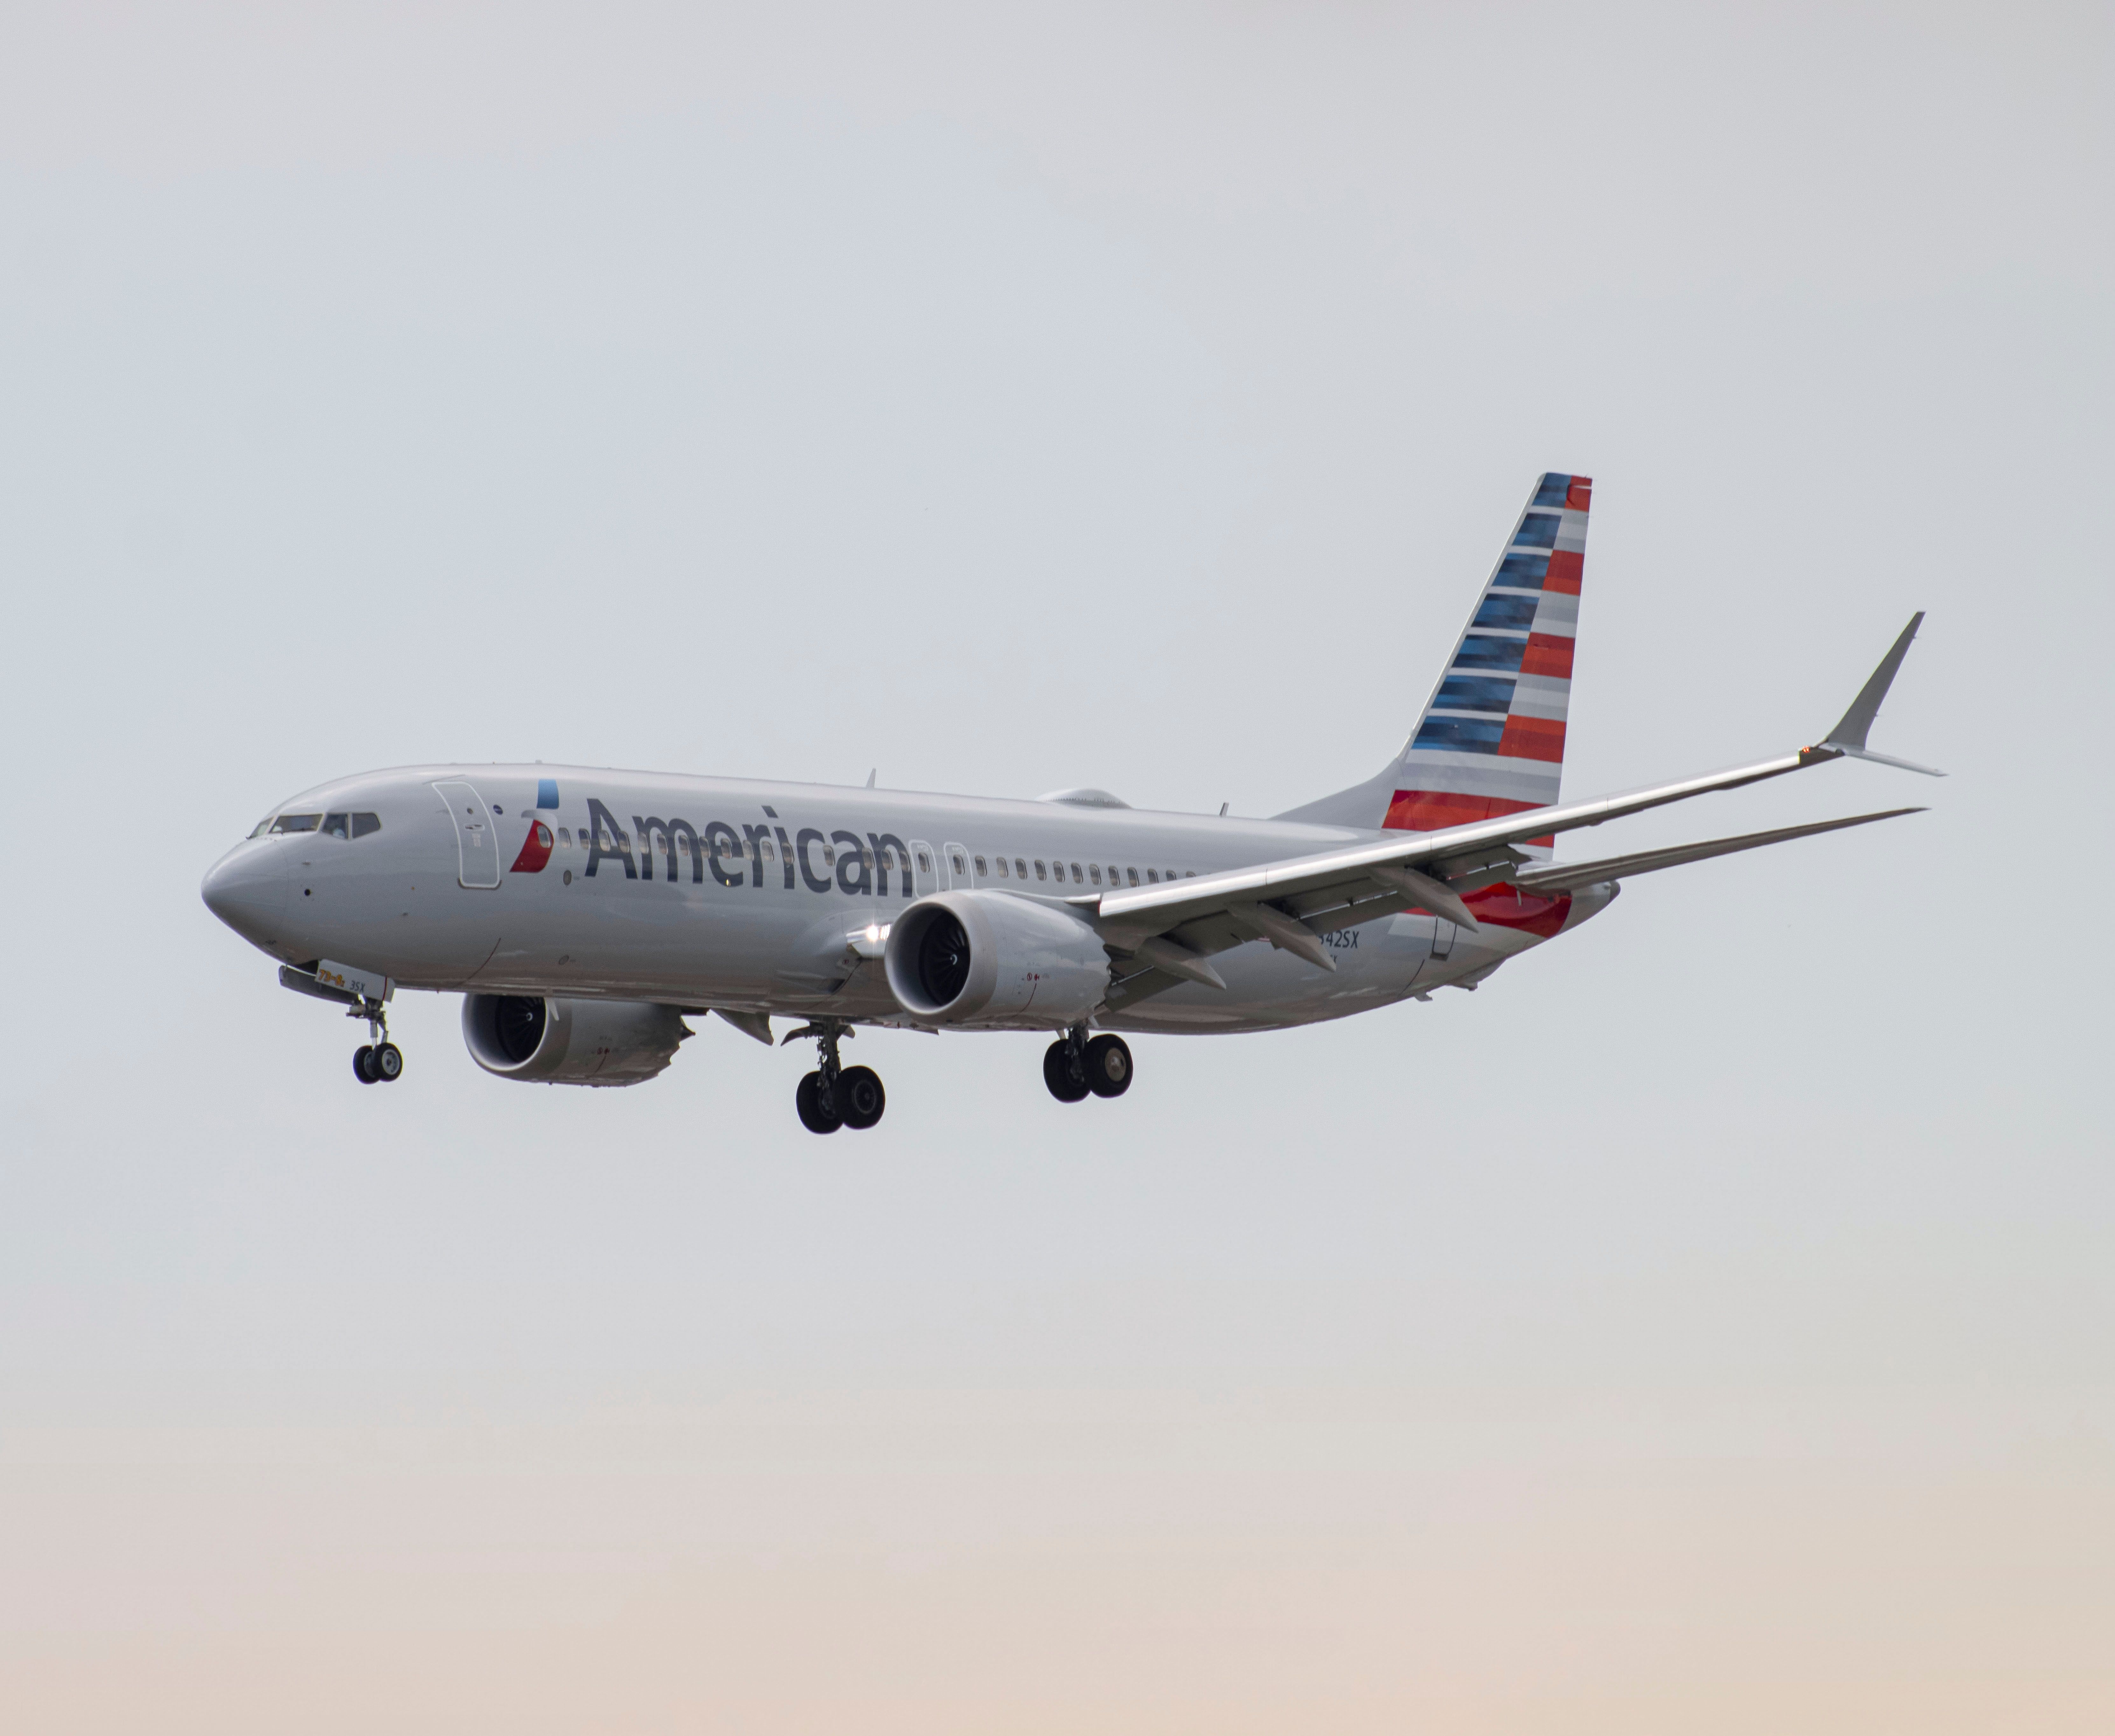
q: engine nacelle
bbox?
[885,890,1110,1027]
[461,995,690,1086]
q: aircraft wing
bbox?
[1089,616,1938,996]
[1508,807,1925,894]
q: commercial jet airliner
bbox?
[202,474,1938,1131]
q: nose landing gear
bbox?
[785,1019,886,1134]
[351,998,404,1085]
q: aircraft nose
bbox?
[200,844,289,947]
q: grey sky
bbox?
[2,6,2110,1729]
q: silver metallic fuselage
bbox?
[201,764,1608,1035]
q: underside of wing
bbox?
[1510,807,1926,893]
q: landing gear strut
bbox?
[1044,1027,1131,1103]
[785,1019,885,1134]
[351,997,403,1085]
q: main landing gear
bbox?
[1044,1027,1130,1104]
[351,997,404,1085]
[786,1019,885,1135]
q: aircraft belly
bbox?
[1108,917,1428,1032]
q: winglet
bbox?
[1820,612,1944,776]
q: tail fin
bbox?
[1276,471,1591,853]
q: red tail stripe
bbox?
[1384,789,1541,832]
[1521,632,1575,679]
[1497,715,1566,762]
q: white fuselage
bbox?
[202,764,1607,1035]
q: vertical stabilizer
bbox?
[1276,471,1591,855]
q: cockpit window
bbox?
[351,813,382,839]
[269,813,322,834]
[321,813,350,839]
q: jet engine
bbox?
[461,994,690,1086]
[884,891,1110,1027]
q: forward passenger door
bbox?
[433,780,501,889]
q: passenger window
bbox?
[1127,867,1139,885]
[1015,858,1028,879]
[996,857,1009,877]
[864,849,876,870]
[762,840,776,860]
[269,813,322,834]
[1145,868,1158,883]
[1106,865,1119,884]
[822,845,835,867]
[321,813,350,839]
[557,828,571,846]
[1184,870,1196,877]
[917,851,932,872]
[1070,863,1083,882]
[974,856,987,875]
[951,853,966,875]
[1089,864,1102,885]
[1034,860,1047,880]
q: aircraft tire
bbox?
[838,1065,885,1130]
[1043,1040,1089,1103]
[1083,1034,1132,1099]
[353,1045,377,1084]
[796,1071,844,1134]
[372,1042,404,1082]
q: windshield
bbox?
[249,809,380,840]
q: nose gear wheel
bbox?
[349,997,403,1084]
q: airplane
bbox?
[201,472,1938,1132]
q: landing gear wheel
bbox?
[353,1045,378,1084]
[1043,1039,1089,1103]
[1083,1033,1132,1098]
[371,1041,404,1082]
[838,1065,886,1130]
[796,1070,844,1134]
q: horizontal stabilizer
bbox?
[1510,807,1925,894]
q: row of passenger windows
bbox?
[541,827,1190,888]
[972,854,1191,887]
[255,811,382,839]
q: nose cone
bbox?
[201,843,289,949]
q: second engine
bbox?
[884,890,1111,1027]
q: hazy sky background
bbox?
[2,4,2110,1731]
